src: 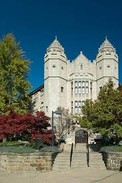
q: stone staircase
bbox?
[52,143,106,171]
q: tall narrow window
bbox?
[90,82,92,95]
[86,81,89,87]
[79,87,81,94]
[82,87,85,94]
[46,106,48,112]
[82,81,85,87]
[80,64,83,70]
[75,81,78,87]
[79,81,81,86]
[71,101,73,114]
[82,101,85,106]
[79,101,81,108]
[75,87,78,94]
[75,101,78,107]
[75,108,78,113]
[71,82,73,95]
[86,87,89,94]
[61,87,64,92]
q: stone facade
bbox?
[30,37,119,117]
[0,152,54,172]
[102,152,122,171]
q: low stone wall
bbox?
[102,152,122,171]
[0,152,55,172]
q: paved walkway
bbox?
[0,169,122,183]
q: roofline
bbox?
[29,84,44,96]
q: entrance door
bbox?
[75,130,88,144]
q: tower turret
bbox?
[96,37,118,94]
[44,37,68,116]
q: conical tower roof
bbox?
[47,37,64,52]
[98,37,116,52]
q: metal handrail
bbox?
[70,143,73,167]
[86,132,90,167]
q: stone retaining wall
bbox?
[0,152,55,172]
[102,152,122,171]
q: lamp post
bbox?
[52,110,62,147]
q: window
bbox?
[82,81,85,87]
[71,101,73,114]
[61,87,64,92]
[82,87,85,94]
[75,81,78,87]
[82,101,85,106]
[86,87,89,94]
[61,66,64,70]
[107,65,110,68]
[75,108,78,113]
[90,82,92,88]
[75,101,78,107]
[46,106,48,112]
[51,53,57,55]
[74,101,82,113]
[52,65,56,68]
[71,82,73,95]
[78,87,81,94]
[75,87,78,94]
[78,101,81,108]
[78,81,81,86]
[80,64,83,70]
[86,81,88,87]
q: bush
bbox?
[100,145,122,152]
[39,146,61,153]
[0,141,28,147]
[0,146,36,153]
[58,138,65,145]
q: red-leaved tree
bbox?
[0,111,51,143]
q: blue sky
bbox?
[0,0,122,91]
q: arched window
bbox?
[80,64,83,70]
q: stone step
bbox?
[63,144,87,152]
[53,166,106,171]
[53,149,106,171]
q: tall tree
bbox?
[81,80,122,137]
[0,34,31,113]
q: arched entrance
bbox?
[75,129,88,144]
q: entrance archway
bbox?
[75,129,88,144]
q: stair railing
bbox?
[70,143,73,167]
[86,133,90,167]
[86,143,90,167]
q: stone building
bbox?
[30,37,119,118]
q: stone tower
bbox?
[96,38,118,94]
[44,37,68,116]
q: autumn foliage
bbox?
[0,111,51,143]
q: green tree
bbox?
[81,80,122,138]
[0,34,31,114]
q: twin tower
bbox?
[44,37,118,117]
